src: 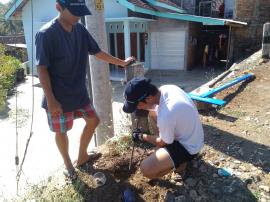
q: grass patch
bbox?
[105,133,133,156]
[16,177,85,202]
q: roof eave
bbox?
[117,0,247,26]
[4,0,26,20]
[145,0,187,14]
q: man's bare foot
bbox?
[77,154,91,167]
[76,151,101,167]
[63,167,77,182]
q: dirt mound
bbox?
[67,51,270,202]
[20,50,270,202]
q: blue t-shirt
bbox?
[35,18,101,112]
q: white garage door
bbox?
[151,31,186,70]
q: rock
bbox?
[209,183,221,195]
[244,116,251,121]
[170,179,176,184]
[174,195,186,202]
[219,157,226,161]
[238,148,244,156]
[233,160,241,164]
[212,173,219,178]
[164,191,175,202]
[189,190,198,201]
[222,185,234,194]
[199,164,207,173]
[213,161,220,166]
[239,165,247,172]
[185,177,197,187]
[251,175,262,183]
[244,178,253,185]
[192,160,199,168]
[259,185,270,193]
[260,198,269,202]
[230,179,244,188]
[175,182,183,186]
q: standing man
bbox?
[123,77,204,179]
[36,0,135,180]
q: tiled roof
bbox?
[127,0,183,13]
[157,0,181,9]
[127,0,157,11]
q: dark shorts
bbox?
[164,141,197,169]
[46,104,96,134]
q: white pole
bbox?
[124,20,131,57]
[262,22,270,59]
[85,0,114,145]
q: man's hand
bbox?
[94,51,136,68]
[132,128,143,142]
[47,98,63,116]
[123,57,136,67]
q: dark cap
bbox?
[123,77,151,113]
[58,0,91,16]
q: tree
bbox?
[0,0,23,36]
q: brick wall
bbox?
[231,0,270,61]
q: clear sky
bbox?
[0,0,11,4]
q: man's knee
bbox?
[86,114,100,128]
[140,161,155,179]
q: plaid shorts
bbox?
[46,104,96,134]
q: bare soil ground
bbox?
[19,51,270,202]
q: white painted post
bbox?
[137,32,140,62]
[124,20,131,58]
[262,22,270,59]
[85,0,114,145]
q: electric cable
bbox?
[15,0,35,195]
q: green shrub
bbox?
[0,87,6,111]
[0,44,21,110]
[0,55,20,91]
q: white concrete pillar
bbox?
[85,0,114,145]
[114,33,118,58]
[262,22,270,59]
[137,32,140,62]
[124,20,131,58]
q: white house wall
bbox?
[224,0,235,18]
[104,0,128,18]
[149,19,188,70]
[22,0,57,75]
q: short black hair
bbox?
[140,83,158,103]
[56,0,66,9]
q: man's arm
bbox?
[142,134,167,147]
[37,66,62,115]
[94,51,135,67]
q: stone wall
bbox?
[0,35,25,44]
[231,0,270,61]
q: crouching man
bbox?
[123,77,204,179]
